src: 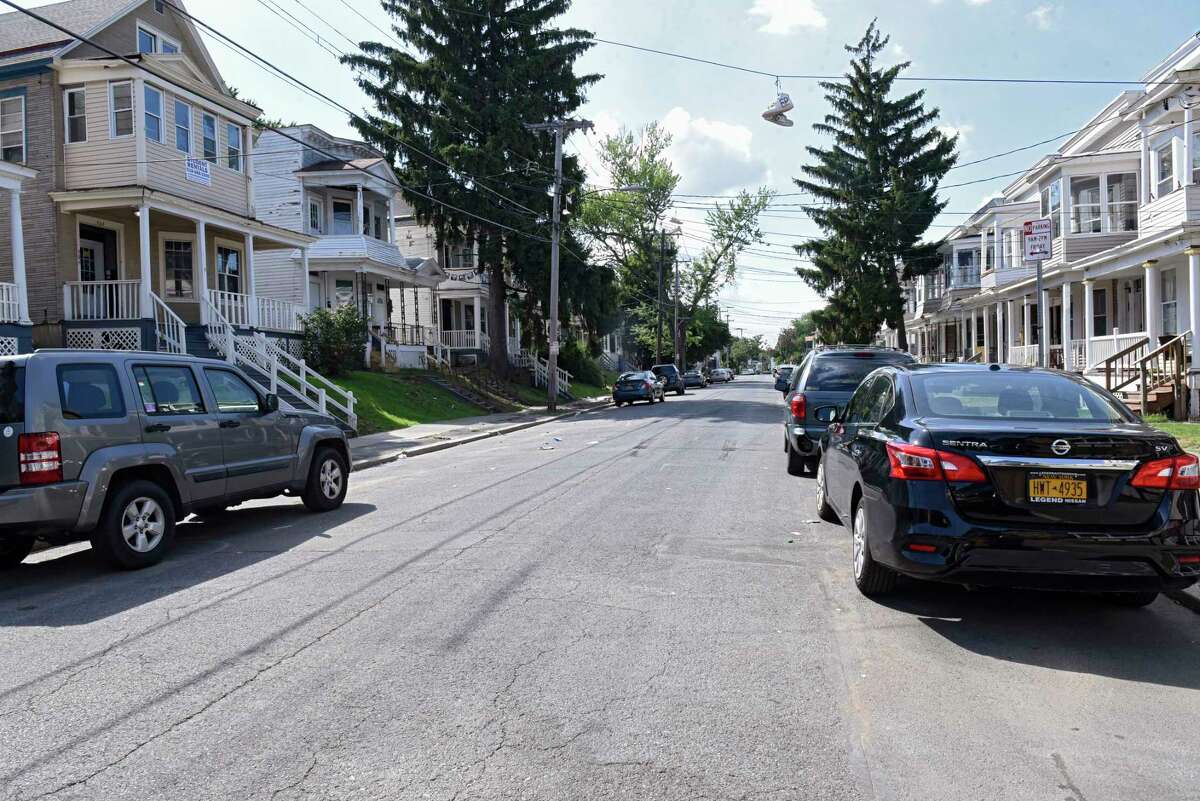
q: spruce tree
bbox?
[342,1,602,375]
[794,22,956,350]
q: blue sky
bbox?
[21,0,1198,341]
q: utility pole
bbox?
[673,257,681,368]
[656,232,666,365]
[524,118,592,410]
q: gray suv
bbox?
[0,350,352,570]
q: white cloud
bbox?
[965,0,991,5]
[747,0,827,34]
[661,107,771,196]
[1027,4,1061,30]
[891,43,909,62]
[937,123,974,155]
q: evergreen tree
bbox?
[794,22,956,350]
[342,0,603,375]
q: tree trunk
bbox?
[487,255,509,378]
[894,315,908,352]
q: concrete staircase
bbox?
[421,373,507,414]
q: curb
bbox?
[351,400,613,471]
[1167,588,1200,614]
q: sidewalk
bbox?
[1169,583,1200,614]
[349,397,612,471]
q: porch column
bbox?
[1039,287,1050,368]
[1083,279,1095,369]
[245,232,259,327]
[387,196,396,243]
[1061,279,1072,346]
[1144,259,1161,343]
[1139,117,1150,202]
[354,184,364,235]
[958,311,966,358]
[473,293,481,349]
[996,301,1005,362]
[301,248,311,310]
[1185,104,1195,188]
[195,220,208,324]
[1188,248,1200,382]
[982,306,991,363]
[1022,295,1032,351]
[9,188,29,323]
[968,310,975,357]
[938,322,946,361]
[138,203,152,319]
[1006,299,1016,356]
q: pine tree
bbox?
[794,21,956,350]
[342,0,603,375]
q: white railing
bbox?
[1067,339,1086,372]
[208,289,251,328]
[441,329,478,349]
[1007,345,1037,366]
[257,296,305,332]
[150,292,186,354]
[0,282,19,323]
[1089,331,1147,370]
[64,280,140,320]
[203,294,236,364]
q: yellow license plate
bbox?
[1028,472,1087,504]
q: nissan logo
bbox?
[1051,439,1071,456]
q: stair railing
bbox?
[150,292,186,354]
[1138,331,1189,419]
[251,333,357,431]
[203,295,237,364]
[1104,336,1151,393]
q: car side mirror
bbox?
[813,404,841,424]
[263,393,280,413]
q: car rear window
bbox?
[0,362,24,424]
[805,354,912,392]
[57,363,127,420]
[653,365,679,376]
[909,372,1130,422]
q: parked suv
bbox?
[651,364,686,396]
[0,351,351,570]
[783,346,915,476]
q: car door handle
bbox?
[219,420,241,429]
[145,423,171,433]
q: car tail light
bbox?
[1130,454,1200,490]
[886,442,987,483]
[904,543,938,553]
[1178,555,1200,565]
[18,432,63,486]
[643,381,654,392]
[790,392,806,420]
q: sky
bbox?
[19,0,1199,344]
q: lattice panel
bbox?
[271,337,304,359]
[65,328,141,351]
[0,337,17,356]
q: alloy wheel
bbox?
[121,497,166,553]
[815,462,827,514]
[853,506,867,580]
[320,458,343,500]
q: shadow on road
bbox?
[0,502,377,628]
[875,579,1200,690]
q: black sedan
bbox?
[612,371,665,406]
[813,363,1200,606]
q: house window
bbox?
[332,200,353,234]
[225,122,242,171]
[64,88,86,144]
[361,204,372,236]
[202,113,217,163]
[216,246,241,294]
[1193,132,1200,185]
[154,0,165,12]
[334,279,354,307]
[1162,268,1178,337]
[1105,173,1138,233]
[1092,288,1109,336]
[1040,181,1061,238]
[144,85,163,143]
[0,96,24,163]
[374,214,383,240]
[174,99,190,153]
[110,81,133,137]
[1069,176,1101,234]
[163,239,194,299]
[1156,144,1174,198]
[137,27,157,54]
[161,39,179,55]
[308,199,322,234]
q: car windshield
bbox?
[806,354,912,392]
[0,362,23,424]
[909,371,1131,422]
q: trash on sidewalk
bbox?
[586,440,599,445]
[539,444,556,451]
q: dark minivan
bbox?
[783,347,915,475]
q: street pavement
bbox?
[1,376,1198,800]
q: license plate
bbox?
[1028,472,1087,504]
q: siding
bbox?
[70,0,220,87]
[254,248,304,307]
[0,69,63,322]
[250,130,305,305]
[63,79,138,188]
[1064,232,1136,263]
[144,90,250,215]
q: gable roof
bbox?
[0,0,116,61]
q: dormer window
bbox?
[137,24,180,55]
[154,0,165,12]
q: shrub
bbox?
[302,306,365,377]
[557,338,604,386]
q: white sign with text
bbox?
[1022,217,1052,262]
[185,158,212,186]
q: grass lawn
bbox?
[330,370,485,435]
[1143,414,1200,452]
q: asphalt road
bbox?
[2,375,1198,801]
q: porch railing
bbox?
[1102,335,1151,393]
[208,289,251,328]
[1137,331,1189,419]
[1007,344,1037,366]
[1067,339,1086,372]
[257,296,305,332]
[1090,331,1147,370]
[0,282,19,323]
[63,280,141,320]
[442,329,478,349]
[150,293,186,354]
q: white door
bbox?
[308,277,322,311]
[1123,279,1143,333]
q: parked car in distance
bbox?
[683,368,707,388]
[710,368,733,383]
[613,371,666,405]
[651,364,686,396]
[773,365,796,392]
[814,363,1200,606]
[784,347,915,476]
[0,351,351,571]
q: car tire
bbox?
[90,479,177,570]
[303,447,349,512]
[676,388,684,396]
[1102,591,1159,608]
[814,461,839,524]
[786,440,806,476]
[852,502,895,597]
[805,457,820,475]
[0,537,35,569]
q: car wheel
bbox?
[90,479,177,570]
[0,537,35,569]
[1102,591,1159,608]
[786,440,807,476]
[676,388,684,396]
[303,447,349,512]
[814,461,839,523]
[852,502,895,597]
[805,457,820,475]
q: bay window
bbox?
[0,95,22,163]
[202,113,217,163]
[174,100,191,153]
[64,88,86,144]
[225,122,242,171]
[144,85,163,143]
[1156,144,1174,198]
[1105,173,1138,232]
[1041,181,1061,238]
[1193,131,1200,184]
[109,80,133,137]
[1069,176,1101,233]
[308,198,323,234]
[332,200,353,235]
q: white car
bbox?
[710,368,733,383]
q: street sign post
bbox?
[1023,218,1052,367]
